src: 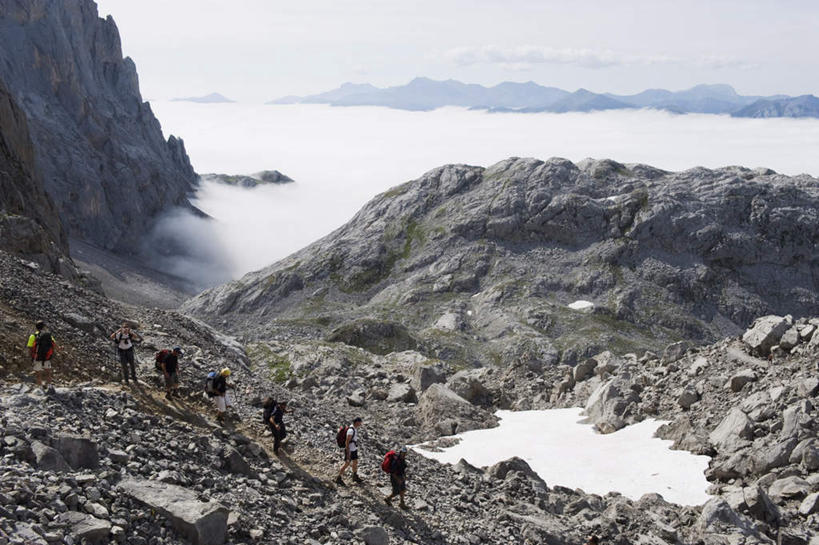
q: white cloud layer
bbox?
[444,45,751,71]
[150,101,819,281]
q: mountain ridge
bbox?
[271,78,818,117]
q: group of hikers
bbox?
[25,320,412,508]
[25,320,235,421]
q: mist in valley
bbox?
[149,102,819,284]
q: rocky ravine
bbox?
[0,0,197,252]
[184,157,819,368]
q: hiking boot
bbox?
[352,473,362,484]
[335,476,345,487]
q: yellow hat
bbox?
[221,368,231,376]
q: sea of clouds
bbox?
[149,102,819,285]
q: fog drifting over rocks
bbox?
[150,102,819,282]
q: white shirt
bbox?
[347,426,358,452]
[116,332,133,350]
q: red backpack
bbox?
[381,450,397,473]
[154,350,170,371]
[336,426,348,448]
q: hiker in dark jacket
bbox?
[161,347,182,399]
[263,398,290,455]
[213,368,233,422]
[110,322,142,385]
[384,446,408,508]
[26,320,57,390]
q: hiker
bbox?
[160,347,183,398]
[585,536,600,545]
[212,368,233,422]
[384,446,408,509]
[263,398,290,455]
[110,322,142,385]
[336,417,363,486]
[26,320,56,389]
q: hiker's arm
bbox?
[110,330,119,340]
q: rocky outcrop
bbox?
[185,157,819,370]
[0,0,197,252]
[0,77,78,276]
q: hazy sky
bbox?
[94,0,819,102]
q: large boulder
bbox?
[768,476,811,502]
[326,319,417,355]
[387,382,417,403]
[584,377,638,434]
[31,440,70,472]
[709,408,753,452]
[410,362,447,392]
[221,446,257,478]
[798,492,819,516]
[57,512,111,544]
[118,478,229,545]
[726,369,757,392]
[573,358,597,382]
[53,434,99,470]
[724,485,780,524]
[741,315,790,355]
[446,368,491,405]
[417,384,474,432]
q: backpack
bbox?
[336,425,349,448]
[381,450,397,473]
[34,331,54,361]
[205,371,218,396]
[154,350,170,371]
[262,401,277,426]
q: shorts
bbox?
[390,473,406,495]
[213,392,232,412]
[345,449,359,462]
[33,359,52,372]
[164,371,179,388]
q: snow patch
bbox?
[414,408,712,506]
[568,300,595,310]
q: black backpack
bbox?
[35,331,54,361]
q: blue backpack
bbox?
[205,371,218,396]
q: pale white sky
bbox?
[94,0,819,102]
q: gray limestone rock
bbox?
[31,440,70,472]
[573,358,597,383]
[798,492,819,515]
[52,434,99,470]
[726,369,757,392]
[358,526,389,545]
[410,362,447,392]
[118,478,229,545]
[387,382,417,403]
[768,476,811,502]
[446,369,491,405]
[0,1,197,251]
[709,408,753,452]
[742,315,790,355]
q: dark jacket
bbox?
[213,374,227,394]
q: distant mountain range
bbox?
[269,78,819,118]
[172,92,235,103]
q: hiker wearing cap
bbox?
[213,368,233,422]
[336,417,363,486]
[263,398,291,455]
[161,347,183,398]
[26,320,57,390]
[110,322,143,385]
[384,446,409,509]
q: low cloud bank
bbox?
[149,102,819,282]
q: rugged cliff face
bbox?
[0,0,197,252]
[0,77,77,276]
[184,157,819,366]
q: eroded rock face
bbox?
[0,0,197,251]
[0,78,76,276]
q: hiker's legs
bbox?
[273,432,282,454]
[338,460,349,476]
[126,350,137,381]
[44,367,52,387]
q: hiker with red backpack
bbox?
[382,446,409,509]
[110,322,142,385]
[335,417,363,486]
[26,320,56,390]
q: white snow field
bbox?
[414,408,712,506]
[568,300,595,310]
